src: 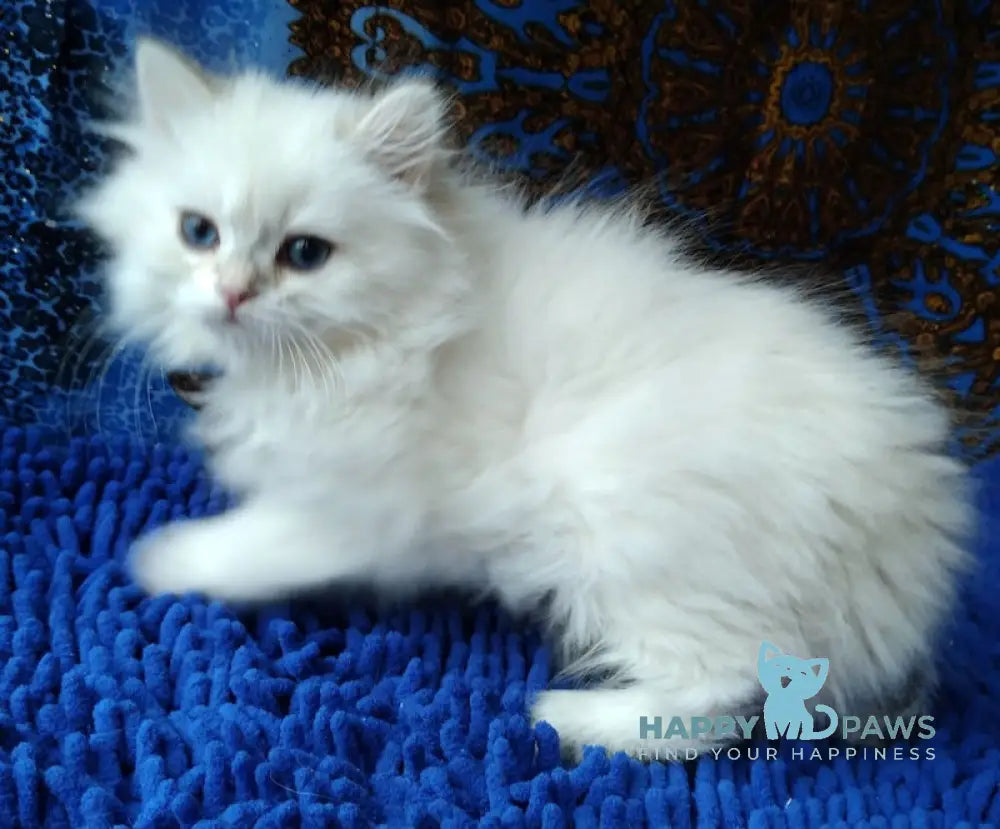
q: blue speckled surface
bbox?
[2,0,296,443]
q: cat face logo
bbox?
[758,641,838,740]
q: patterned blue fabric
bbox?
[2,0,295,442]
[4,1,1000,826]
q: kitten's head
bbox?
[79,39,465,373]
[757,641,829,699]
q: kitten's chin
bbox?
[144,318,236,374]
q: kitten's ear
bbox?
[355,78,449,190]
[134,38,214,130]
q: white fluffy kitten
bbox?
[79,39,974,759]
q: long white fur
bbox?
[78,39,976,759]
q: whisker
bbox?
[279,318,340,397]
[268,322,278,382]
[132,358,144,445]
[94,311,171,439]
[304,330,338,400]
[293,337,310,393]
[150,364,164,440]
[64,337,111,435]
[295,329,320,390]
[95,338,128,440]
[279,330,289,386]
[243,306,351,399]
[132,353,161,446]
[53,312,116,436]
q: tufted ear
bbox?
[134,37,214,132]
[354,78,449,190]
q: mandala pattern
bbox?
[290,1,634,189]
[288,0,1000,461]
[866,25,1000,460]
[289,0,962,257]
[640,0,957,259]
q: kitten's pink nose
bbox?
[221,288,254,316]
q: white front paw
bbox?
[531,690,587,763]
[129,521,229,598]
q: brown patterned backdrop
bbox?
[281,0,1000,460]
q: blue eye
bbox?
[277,235,333,272]
[179,212,219,249]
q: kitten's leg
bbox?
[129,500,391,601]
[531,676,762,761]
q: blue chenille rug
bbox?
[4,1,1000,826]
[0,429,998,827]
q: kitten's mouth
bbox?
[168,371,216,409]
[780,676,791,688]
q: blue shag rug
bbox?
[2,433,1000,827]
[3,428,1000,827]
